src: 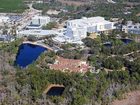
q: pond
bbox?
[47,87,65,96]
[121,38,133,44]
[15,43,47,68]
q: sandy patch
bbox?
[136,13,140,17]
[111,91,140,105]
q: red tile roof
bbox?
[50,56,89,73]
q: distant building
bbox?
[122,21,140,35]
[26,16,51,29]
[53,35,84,44]
[30,15,51,26]
[66,16,115,41]
[123,11,131,15]
[0,35,15,42]
[49,56,89,73]
[52,16,115,44]
[0,16,10,23]
[17,29,57,38]
[18,16,115,45]
[26,24,42,30]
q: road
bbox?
[17,3,41,30]
[107,50,140,61]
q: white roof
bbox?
[67,16,112,27]
[0,16,9,19]
[32,15,50,20]
[53,35,67,43]
[18,30,57,36]
[53,34,83,44]
[68,16,104,23]
[0,16,10,22]
[126,21,140,29]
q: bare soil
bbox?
[111,91,140,105]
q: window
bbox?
[104,24,112,29]
[100,25,104,29]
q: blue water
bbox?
[15,43,47,68]
[47,87,65,96]
[121,39,133,44]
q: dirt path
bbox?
[57,0,90,6]
[111,91,140,105]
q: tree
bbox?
[27,35,37,42]
[42,22,58,30]
[103,57,124,70]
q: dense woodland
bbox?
[32,0,140,22]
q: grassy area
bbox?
[0,0,28,13]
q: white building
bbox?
[66,16,115,40]
[17,16,115,45]
[17,29,57,38]
[0,35,15,42]
[0,16,10,23]
[30,15,51,26]
[122,21,140,35]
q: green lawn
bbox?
[0,0,28,13]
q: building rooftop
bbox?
[53,34,83,44]
[68,16,104,22]
[0,35,15,42]
[126,21,140,30]
[50,56,89,73]
[32,15,50,20]
[0,16,9,20]
[67,16,112,28]
[18,29,58,36]
[0,16,10,22]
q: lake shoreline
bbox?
[23,41,53,51]
[15,42,47,67]
[43,84,64,94]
